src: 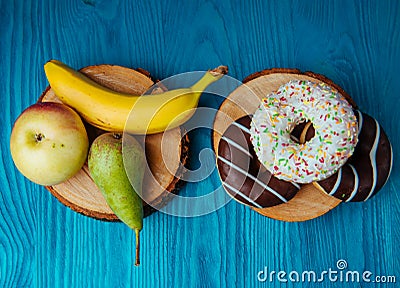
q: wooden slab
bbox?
[39,65,188,220]
[213,68,347,222]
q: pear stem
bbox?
[134,229,140,266]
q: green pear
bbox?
[88,132,144,266]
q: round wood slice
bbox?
[39,64,189,220]
[213,68,352,222]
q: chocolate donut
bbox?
[217,116,300,208]
[315,110,393,201]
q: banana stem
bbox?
[190,66,228,92]
[134,229,140,266]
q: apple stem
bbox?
[35,133,45,142]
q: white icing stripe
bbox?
[221,136,253,158]
[382,142,393,188]
[232,121,251,135]
[291,181,301,190]
[356,110,363,137]
[218,155,288,203]
[389,141,394,178]
[364,119,380,201]
[346,164,360,202]
[329,168,342,196]
[222,182,263,208]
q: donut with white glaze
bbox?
[250,80,359,183]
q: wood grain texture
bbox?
[1,0,399,287]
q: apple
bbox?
[10,102,89,186]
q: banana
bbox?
[44,60,228,134]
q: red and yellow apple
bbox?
[10,102,89,186]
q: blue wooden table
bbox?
[1,0,399,287]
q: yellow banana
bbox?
[44,60,228,134]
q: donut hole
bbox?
[290,120,315,144]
